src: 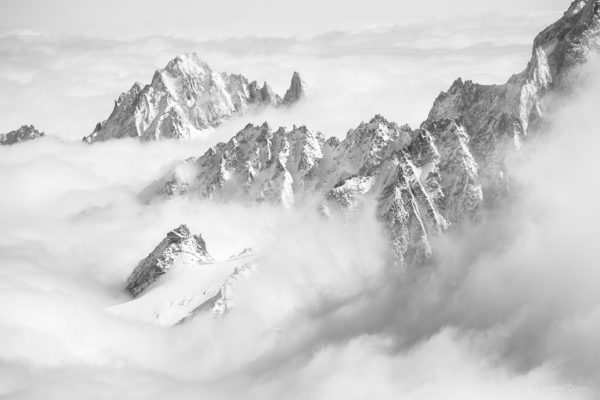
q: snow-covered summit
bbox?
[0,125,45,145]
[145,115,480,265]
[83,53,305,143]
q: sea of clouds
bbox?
[0,12,556,140]
[1,10,599,399]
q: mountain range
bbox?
[4,1,598,326]
[83,53,305,143]
[142,0,600,268]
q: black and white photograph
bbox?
[0,0,599,398]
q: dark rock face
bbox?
[125,225,213,297]
[84,53,305,143]
[0,125,45,145]
[175,261,255,325]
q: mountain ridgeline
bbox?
[143,0,600,266]
[0,125,45,146]
[114,224,256,326]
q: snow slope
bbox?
[110,225,256,326]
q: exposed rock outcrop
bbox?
[125,224,213,297]
[146,115,481,265]
[0,125,45,145]
[113,229,255,326]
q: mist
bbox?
[0,12,557,140]
[1,4,600,400]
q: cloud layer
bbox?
[1,12,599,400]
[0,12,555,140]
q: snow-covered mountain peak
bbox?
[164,52,212,77]
[151,53,213,95]
[125,224,213,298]
[333,115,412,174]
[424,0,600,210]
[112,227,256,326]
[83,55,305,143]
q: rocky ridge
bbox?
[146,116,481,265]
[176,260,256,324]
[0,125,45,145]
[426,0,600,204]
[84,53,305,143]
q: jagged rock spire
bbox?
[125,224,213,297]
[83,54,305,143]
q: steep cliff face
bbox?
[426,0,600,204]
[0,125,45,145]
[83,53,305,143]
[176,261,256,324]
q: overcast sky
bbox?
[0,0,570,37]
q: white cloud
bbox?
[0,13,552,140]
[0,12,599,400]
